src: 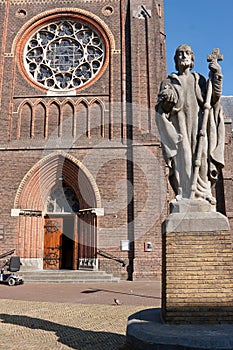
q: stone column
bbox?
[162,199,233,324]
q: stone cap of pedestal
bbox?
[170,198,213,213]
[163,199,230,233]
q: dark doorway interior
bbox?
[61,216,74,269]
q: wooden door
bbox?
[44,217,63,269]
[78,212,97,269]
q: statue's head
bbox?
[174,44,195,71]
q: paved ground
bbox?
[0,281,161,350]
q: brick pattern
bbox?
[0,0,168,279]
[11,98,108,141]
[162,230,233,324]
[98,256,129,279]
[0,0,232,283]
[1,0,233,284]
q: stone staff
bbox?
[191,48,223,201]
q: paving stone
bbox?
[0,281,161,349]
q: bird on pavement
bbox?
[114,298,121,305]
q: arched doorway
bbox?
[14,151,102,271]
[43,184,79,269]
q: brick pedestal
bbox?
[162,200,233,324]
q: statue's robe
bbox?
[156,71,225,200]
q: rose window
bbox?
[24,20,105,91]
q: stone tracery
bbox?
[24,19,105,91]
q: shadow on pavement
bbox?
[0,313,126,350]
[81,288,160,300]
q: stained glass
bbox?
[24,19,105,91]
[46,185,79,213]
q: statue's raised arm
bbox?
[156,44,225,207]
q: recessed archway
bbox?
[14,151,101,269]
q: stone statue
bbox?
[156,44,225,204]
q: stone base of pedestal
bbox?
[126,308,233,350]
[162,203,233,324]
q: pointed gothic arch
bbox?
[61,99,75,138]
[15,150,101,209]
[76,99,89,137]
[47,100,61,138]
[18,100,33,139]
[14,151,101,263]
[89,98,105,137]
[33,100,47,138]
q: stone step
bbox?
[21,270,120,283]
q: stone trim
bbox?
[14,150,102,208]
[163,211,230,233]
[12,7,115,54]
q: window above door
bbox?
[45,184,79,214]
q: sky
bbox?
[164,0,233,96]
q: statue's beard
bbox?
[179,60,191,68]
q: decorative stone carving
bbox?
[156,44,225,206]
[24,19,105,91]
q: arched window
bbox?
[45,184,79,213]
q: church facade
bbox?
[0,0,232,280]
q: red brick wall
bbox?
[0,0,232,281]
[1,0,214,281]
